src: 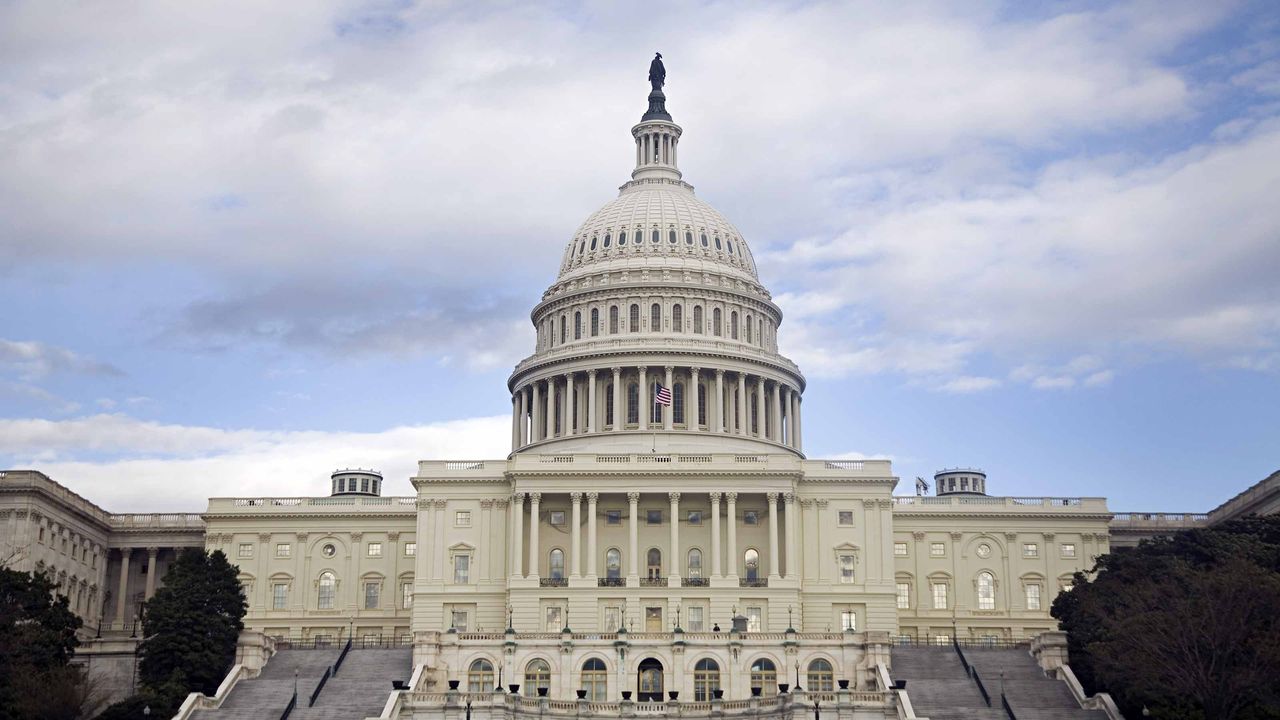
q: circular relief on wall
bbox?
[976,543,992,558]
[321,543,337,558]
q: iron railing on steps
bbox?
[280,689,297,720]
[333,637,353,676]
[1001,688,1017,720]
[308,666,331,707]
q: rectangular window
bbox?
[546,606,563,632]
[550,510,565,526]
[603,606,622,632]
[838,554,855,583]
[646,509,662,525]
[746,606,762,632]
[402,582,413,609]
[1023,543,1038,558]
[364,582,380,609]
[687,510,703,525]
[894,542,909,557]
[451,609,469,632]
[275,543,291,558]
[367,542,382,557]
[841,610,856,631]
[896,582,911,609]
[455,511,472,527]
[453,555,470,584]
[238,543,253,558]
[930,542,945,557]
[687,606,705,632]
[838,510,854,526]
[932,583,948,609]
[743,510,759,525]
[606,510,621,525]
[272,583,288,610]
[1061,543,1077,558]
[404,542,416,556]
[1026,584,1042,610]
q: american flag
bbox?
[654,383,673,406]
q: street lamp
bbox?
[142,706,150,717]
[813,699,820,720]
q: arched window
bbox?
[651,229,660,244]
[693,658,720,701]
[685,231,694,245]
[609,306,619,334]
[574,311,582,340]
[603,232,611,248]
[629,305,640,333]
[582,658,607,701]
[714,235,722,250]
[524,659,551,697]
[750,393,759,434]
[750,658,778,697]
[606,548,622,580]
[672,304,683,332]
[590,308,599,337]
[605,383,615,428]
[758,318,764,346]
[687,549,703,578]
[730,311,739,339]
[673,382,685,424]
[728,239,736,255]
[468,659,495,693]
[713,308,722,336]
[646,548,662,579]
[619,231,627,245]
[807,659,834,692]
[668,229,677,244]
[318,571,336,609]
[549,549,565,579]
[627,383,639,424]
[693,306,703,333]
[650,303,661,331]
[697,383,707,427]
[744,549,760,581]
[978,572,996,610]
[560,315,567,344]
[745,314,753,343]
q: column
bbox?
[144,546,159,599]
[736,374,747,435]
[795,395,802,449]
[767,492,780,579]
[782,387,792,447]
[570,492,582,578]
[587,370,598,433]
[784,493,797,579]
[564,373,575,436]
[531,383,542,442]
[690,367,701,430]
[519,387,529,446]
[528,492,541,577]
[511,493,525,578]
[756,377,767,439]
[669,492,680,579]
[628,492,640,578]
[714,370,725,433]
[511,394,520,450]
[710,492,722,578]
[663,366,674,430]
[611,368,622,431]
[114,548,131,625]
[726,493,738,577]
[587,493,599,577]
[637,367,648,431]
[545,379,556,438]
[771,382,782,443]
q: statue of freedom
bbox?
[649,53,666,92]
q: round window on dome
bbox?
[714,236,722,250]
[668,230,677,244]
[603,233,611,247]
[685,231,693,245]
[700,233,708,247]
[619,231,627,245]
[651,229,660,243]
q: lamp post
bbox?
[466,699,472,720]
[143,706,150,718]
[813,699,820,720]
[348,615,354,645]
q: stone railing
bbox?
[110,513,206,529]
[891,496,1108,512]
[509,336,804,379]
[405,687,888,716]
[206,496,417,513]
[1109,512,1209,528]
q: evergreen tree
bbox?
[0,566,85,720]
[137,547,247,708]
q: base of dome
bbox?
[511,429,802,458]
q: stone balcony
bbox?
[403,688,889,718]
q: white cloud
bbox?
[0,413,511,512]
[0,339,123,380]
[938,376,1002,394]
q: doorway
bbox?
[637,657,664,701]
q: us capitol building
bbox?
[2,64,1276,720]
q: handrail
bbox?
[333,637,352,676]
[951,636,970,674]
[1001,690,1016,720]
[280,690,297,720]
[309,666,331,707]
[971,668,991,707]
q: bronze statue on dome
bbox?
[649,53,665,92]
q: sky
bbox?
[1,0,1278,513]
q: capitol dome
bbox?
[506,80,805,457]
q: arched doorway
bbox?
[637,657,664,701]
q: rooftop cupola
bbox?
[631,53,682,182]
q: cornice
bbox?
[892,510,1114,521]
[509,346,805,391]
